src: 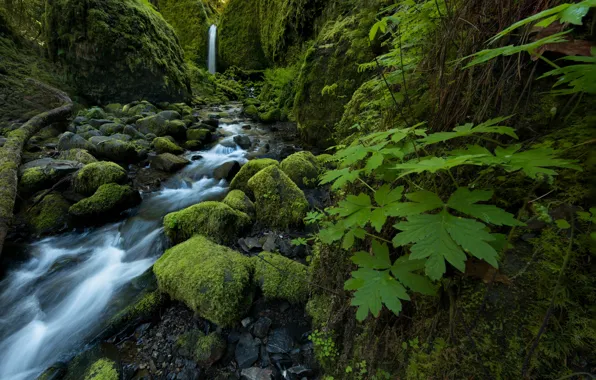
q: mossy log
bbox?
[0,79,72,257]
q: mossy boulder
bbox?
[153,136,184,154]
[45,0,190,104]
[195,332,226,367]
[69,183,141,219]
[89,136,139,162]
[153,235,254,326]
[223,189,255,217]
[163,201,251,245]
[150,153,190,172]
[58,132,96,153]
[19,159,83,194]
[253,252,309,303]
[186,128,211,142]
[229,158,279,195]
[99,123,124,136]
[72,161,127,196]
[247,165,309,229]
[104,103,122,115]
[315,153,336,169]
[57,149,98,164]
[280,151,320,188]
[123,101,158,116]
[83,359,118,380]
[136,114,187,139]
[258,108,281,124]
[82,107,107,120]
[26,192,72,236]
[243,104,259,119]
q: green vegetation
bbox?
[223,189,255,216]
[153,235,253,326]
[57,149,98,164]
[69,183,140,218]
[153,136,184,154]
[72,161,127,196]
[280,150,320,188]
[26,192,72,235]
[229,158,279,195]
[252,251,309,303]
[83,359,118,380]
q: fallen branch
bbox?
[0,78,72,257]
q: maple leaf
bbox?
[447,188,524,226]
[420,116,517,146]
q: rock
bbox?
[82,107,107,120]
[136,115,187,139]
[243,105,259,119]
[123,125,146,140]
[56,149,98,164]
[36,362,67,380]
[158,110,181,121]
[223,190,255,216]
[99,123,125,136]
[104,103,122,115]
[233,135,252,149]
[88,119,113,128]
[151,153,190,172]
[242,317,253,328]
[229,158,279,196]
[153,137,184,154]
[186,128,211,142]
[89,136,138,162]
[247,166,309,229]
[266,328,294,354]
[26,192,72,236]
[241,367,273,380]
[109,133,132,142]
[78,129,103,140]
[58,132,96,153]
[163,201,251,245]
[261,234,277,252]
[153,235,253,326]
[252,317,272,339]
[202,118,219,128]
[184,140,204,150]
[242,125,252,130]
[213,161,241,181]
[124,101,158,116]
[72,161,127,196]
[73,116,88,125]
[69,184,141,219]
[253,252,309,303]
[235,333,260,369]
[81,358,119,380]
[191,155,203,161]
[258,108,281,124]
[280,151,320,188]
[194,333,226,367]
[18,159,83,194]
[287,365,311,377]
[45,0,190,104]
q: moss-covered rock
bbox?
[26,192,72,236]
[186,128,211,142]
[280,151,320,188]
[195,332,226,367]
[150,152,190,172]
[315,153,336,169]
[72,161,127,196]
[223,189,255,217]
[243,104,259,119]
[69,183,141,219]
[163,201,251,245]
[136,114,187,139]
[89,136,139,162]
[82,107,107,120]
[258,107,281,124]
[99,123,124,136]
[57,149,98,164]
[123,101,158,116]
[183,140,204,150]
[19,167,59,194]
[83,359,118,380]
[45,0,190,104]
[104,103,122,115]
[153,136,184,154]
[247,165,308,229]
[253,252,309,303]
[58,132,97,153]
[229,158,279,195]
[153,235,253,326]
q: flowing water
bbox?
[208,25,217,74]
[0,113,269,380]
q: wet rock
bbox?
[158,110,181,121]
[242,317,253,328]
[88,119,113,128]
[287,365,312,377]
[213,160,241,181]
[151,153,190,172]
[252,317,272,339]
[69,183,141,220]
[234,135,252,149]
[195,333,227,367]
[110,133,132,142]
[202,118,219,129]
[25,192,72,236]
[228,330,241,344]
[241,367,273,380]
[36,362,67,380]
[123,125,146,140]
[154,137,184,154]
[266,328,294,354]
[58,132,96,153]
[191,154,203,161]
[99,123,125,136]
[73,116,88,125]
[18,159,83,194]
[89,136,138,162]
[262,234,277,252]
[242,125,252,130]
[235,333,260,369]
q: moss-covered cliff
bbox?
[45,0,191,104]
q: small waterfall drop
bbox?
[208,24,217,74]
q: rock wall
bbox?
[45,0,191,104]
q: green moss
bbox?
[153,136,184,154]
[26,192,72,236]
[163,201,251,245]
[82,107,107,120]
[153,235,253,326]
[45,0,190,104]
[258,107,281,124]
[253,252,309,303]
[73,161,127,196]
[19,167,58,194]
[184,140,204,150]
[306,293,333,328]
[247,165,309,229]
[83,359,118,380]
[223,189,255,216]
[186,128,210,142]
[195,332,226,367]
[315,153,336,169]
[229,158,279,195]
[244,104,259,119]
[280,151,320,188]
[110,290,164,327]
[70,183,139,217]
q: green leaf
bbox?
[420,116,517,146]
[393,210,498,280]
[345,268,409,321]
[351,240,392,269]
[393,155,484,177]
[391,255,436,295]
[385,190,443,217]
[320,168,363,189]
[494,145,582,179]
[559,1,592,25]
[365,152,385,173]
[334,193,373,228]
[374,185,404,206]
[370,208,387,232]
[555,219,571,229]
[447,188,524,226]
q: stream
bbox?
[0,106,277,380]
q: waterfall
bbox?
[208,24,217,74]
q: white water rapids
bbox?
[0,118,260,380]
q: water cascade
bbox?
[208,24,217,74]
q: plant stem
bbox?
[365,232,393,244]
[358,177,376,193]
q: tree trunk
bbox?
[0,79,72,257]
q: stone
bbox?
[235,333,260,369]
[213,161,241,181]
[151,153,190,172]
[153,137,184,154]
[58,132,96,153]
[194,333,226,367]
[99,123,125,136]
[136,115,187,139]
[18,159,83,194]
[72,161,127,196]
[26,192,72,236]
[266,328,294,354]
[223,190,255,217]
[280,151,320,188]
[123,125,146,140]
[229,158,279,196]
[89,136,138,162]
[109,133,132,142]
[240,367,273,380]
[158,110,181,121]
[233,135,252,149]
[186,128,211,142]
[202,118,219,129]
[252,317,272,339]
[69,183,141,220]
[88,119,113,128]
[253,252,310,303]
